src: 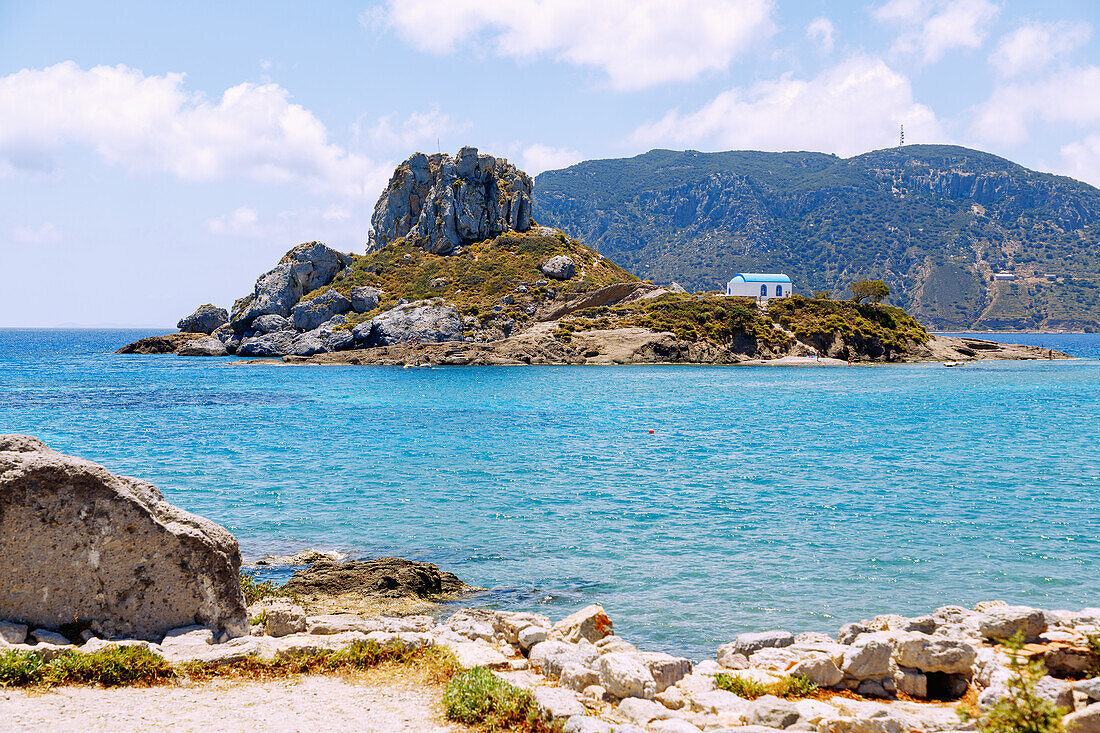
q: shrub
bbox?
[46,647,174,686]
[0,650,47,687]
[239,571,296,606]
[443,667,550,732]
[960,633,1065,733]
[714,672,818,700]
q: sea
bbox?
[1,329,1098,659]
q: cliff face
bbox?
[368,146,533,255]
[534,145,1100,330]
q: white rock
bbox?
[891,632,977,674]
[306,614,381,635]
[716,645,751,669]
[648,720,702,733]
[552,604,614,644]
[1075,678,1100,702]
[529,640,584,679]
[597,652,657,700]
[263,601,306,638]
[789,656,844,687]
[382,615,433,633]
[519,625,550,651]
[561,663,601,692]
[793,699,839,724]
[978,606,1047,642]
[533,686,585,721]
[841,635,893,679]
[817,714,905,733]
[748,695,801,728]
[0,621,28,644]
[655,686,688,710]
[80,638,157,655]
[724,630,795,656]
[1065,702,1100,733]
[563,715,613,733]
[639,651,693,693]
[29,629,71,646]
[750,647,803,670]
[689,689,751,717]
[618,697,672,725]
[893,667,927,698]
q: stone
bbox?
[795,632,836,645]
[1035,675,1074,709]
[552,604,614,644]
[306,614,381,635]
[529,640,584,679]
[30,629,72,646]
[838,623,872,644]
[230,242,353,331]
[1065,703,1100,733]
[533,687,585,721]
[237,330,297,357]
[445,609,497,641]
[818,715,905,733]
[283,557,468,600]
[640,651,693,693]
[0,621,28,644]
[716,646,750,669]
[856,679,890,698]
[751,647,803,670]
[263,601,307,637]
[891,632,977,674]
[1076,678,1100,702]
[291,289,352,331]
[443,640,510,669]
[904,616,937,634]
[841,636,893,679]
[0,436,247,642]
[596,652,657,699]
[560,663,601,692]
[689,689,751,716]
[177,304,228,334]
[368,148,533,255]
[648,721,702,733]
[178,336,228,357]
[749,695,802,728]
[789,657,844,688]
[596,635,638,655]
[618,697,672,725]
[978,605,1047,642]
[350,286,383,313]
[893,667,927,698]
[725,630,796,657]
[353,302,463,346]
[655,686,688,710]
[79,638,156,655]
[541,255,576,280]
[563,716,613,733]
[519,625,550,650]
[252,314,293,333]
[495,611,552,644]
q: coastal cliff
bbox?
[118,147,1072,366]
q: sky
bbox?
[1,0,1099,327]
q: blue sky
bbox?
[2,0,1098,326]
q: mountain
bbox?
[533,145,1100,331]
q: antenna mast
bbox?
[899,124,905,147]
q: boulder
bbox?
[0,620,28,644]
[596,652,657,699]
[838,623,872,644]
[560,663,601,692]
[177,304,228,334]
[841,636,893,679]
[0,437,247,641]
[552,604,614,644]
[724,630,796,657]
[291,289,352,331]
[306,614,382,635]
[350,286,383,313]
[529,640,584,679]
[716,646,750,669]
[252,314,293,333]
[648,719,702,733]
[283,558,468,600]
[1065,703,1100,733]
[891,633,977,674]
[541,255,576,280]
[563,716,613,733]
[519,625,550,651]
[263,600,307,637]
[237,330,297,357]
[230,242,353,331]
[353,302,463,346]
[618,697,672,725]
[368,147,533,255]
[818,715,905,733]
[533,687,585,721]
[178,337,228,357]
[893,667,927,698]
[789,656,844,688]
[748,696,801,728]
[978,605,1047,642]
[639,651,693,693]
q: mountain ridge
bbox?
[533,144,1100,330]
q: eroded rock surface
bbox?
[0,436,247,641]
[230,242,353,331]
[283,558,471,601]
[177,305,228,335]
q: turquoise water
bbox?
[1,329,1098,658]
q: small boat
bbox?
[943,360,964,367]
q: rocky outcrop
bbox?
[0,436,247,641]
[178,336,228,357]
[291,289,352,331]
[116,332,208,354]
[352,300,463,346]
[350,286,383,313]
[230,242,353,332]
[177,305,228,334]
[283,558,472,601]
[368,147,533,255]
[541,255,576,280]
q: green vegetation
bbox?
[960,633,1065,733]
[534,144,1100,330]
[770,295,928,352]
[443,667,555,733]
[240,571,297,606]
[714,672,818,700]
[0,646,173,687]
[849,279,890,304]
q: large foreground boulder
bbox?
[230,242,354,331]
[0,436,248,641]
[368,146,533,255]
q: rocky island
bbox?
[119,148,1068,365]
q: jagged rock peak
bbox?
[368,146,533,255]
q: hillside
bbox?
[533,145,1100,331]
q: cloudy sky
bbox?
[2,0,1098,326]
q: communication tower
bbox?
[899,124,905,147]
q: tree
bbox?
[813,290,832,300]
[849,279,890,304]
[960,632,1065,733]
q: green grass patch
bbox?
[443,667,555,732]
[769,294,928,353]
[714,672,818,700]
[240,571,297,606]
[0,646,173,688]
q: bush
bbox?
[443,667,550,732]
[960,633,1065,733]
[239,571,296,606]
[714,672,818,700]
[0,647,172,688]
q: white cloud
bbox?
[207,206,260,236]
[375,0,775,90]
[970,66,1100,146]
[631,55,941,157]
[989,21,1091,78]
[205,205,369,245]
[0,62,387,199]
[520,144,583,175]
[357,105,469,156]
[1059,135,1100,188]
[806,17,836,54]
[873,0,1000,64]
[10,222,61,244]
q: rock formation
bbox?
[283,558,471,601]
[230,242,353,332]
[0,435,248,641]
[177,305,228,335]
[368,146,533,255]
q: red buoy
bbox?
[649,429,655,434]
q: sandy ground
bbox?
[0,672,470,733]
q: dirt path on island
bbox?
[0,673,471,733]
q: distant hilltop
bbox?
[534,145,1100,332]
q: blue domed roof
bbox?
[729,273,791,284]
